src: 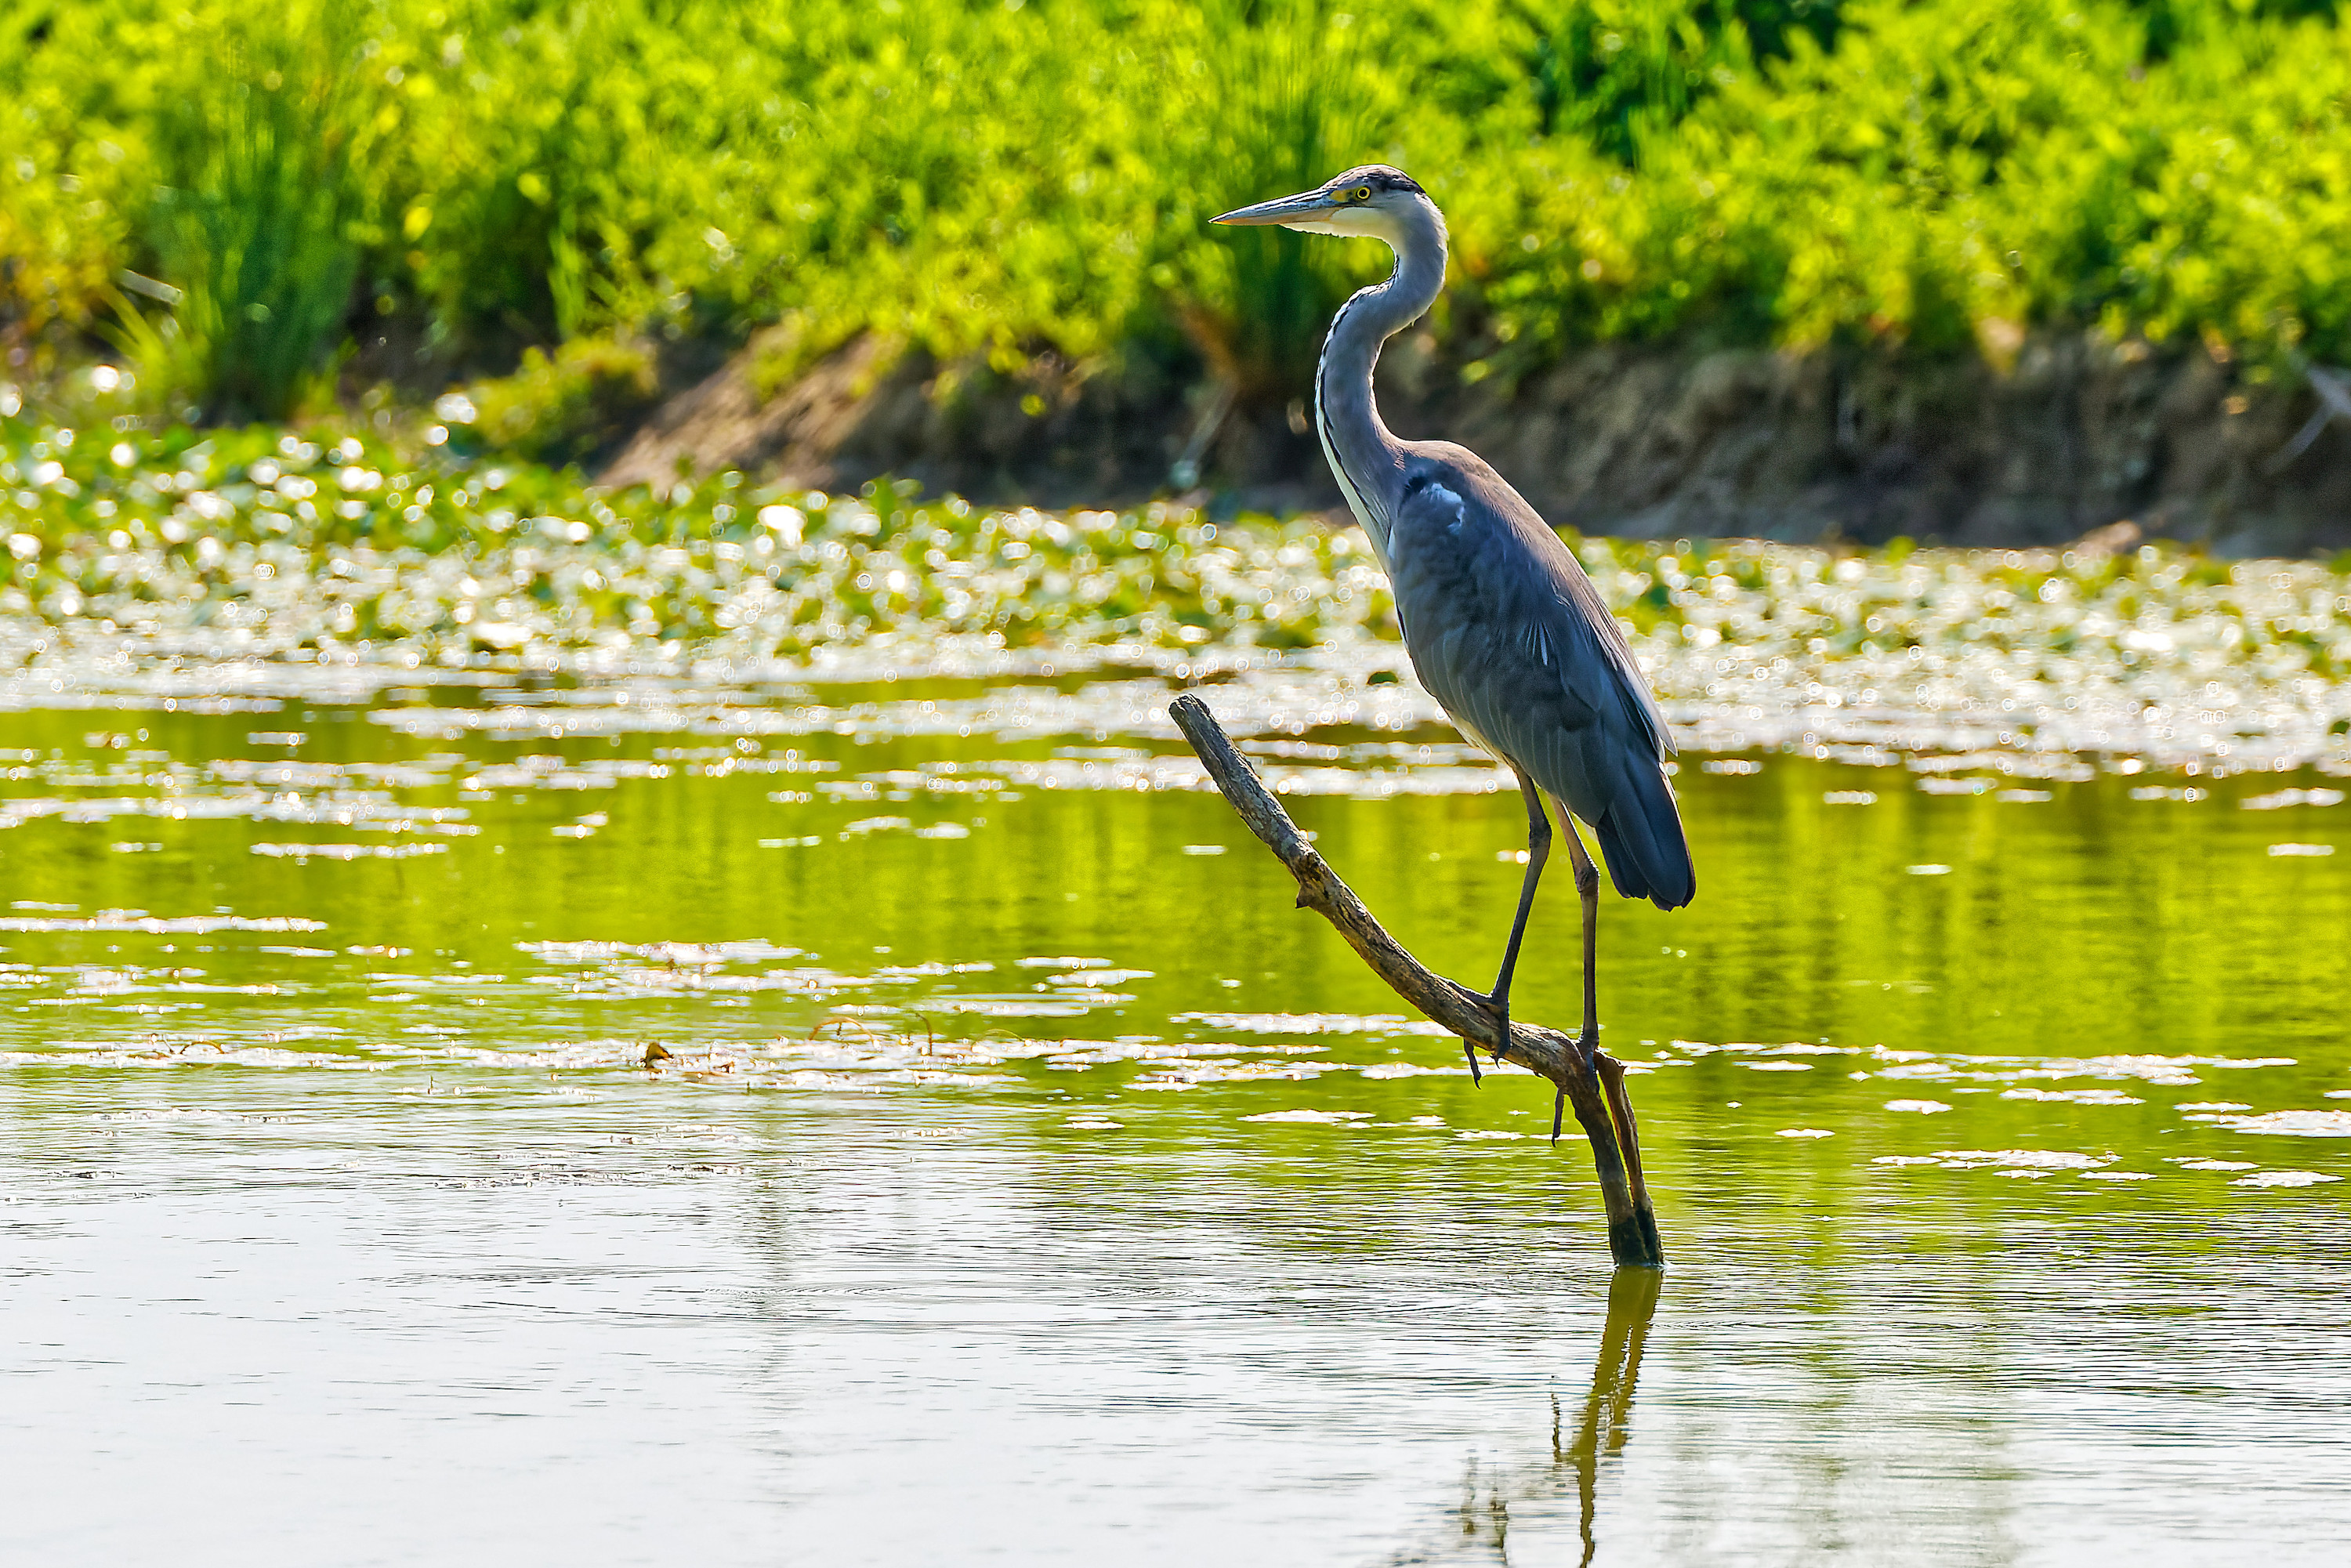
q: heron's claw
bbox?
[1480,990,1512,1064]
[1552,1033,1604,1145]
[1462,1038,1483,1087]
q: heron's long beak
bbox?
[1212,189,1336,226]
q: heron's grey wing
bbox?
[1443,454,1673,759]
[1386,462,1694,909]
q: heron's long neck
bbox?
[1316,201,1447,563]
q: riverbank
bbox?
[597,325,2351,557]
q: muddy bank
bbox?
[600,328,2351,556]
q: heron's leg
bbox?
[1557,824,1653,1219]
[1563,827,1602,1055]
[1550,823,1603,1146]
[1480,767,1552,1072]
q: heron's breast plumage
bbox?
[1313,285,1396,570]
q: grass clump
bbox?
[146,5,374,421]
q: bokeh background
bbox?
[5,0,2350,513]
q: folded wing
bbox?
[1386,450,1694,910]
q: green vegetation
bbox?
[464,336,660,466]
[9,388,2351,791]
[5,0,2350,423]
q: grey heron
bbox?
[1215,167,1694,1135]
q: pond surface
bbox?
[2,656,2347,1565]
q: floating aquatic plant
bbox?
[4,403,2351,771]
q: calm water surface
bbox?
[2,663,2346,1564]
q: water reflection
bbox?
[2,673,2349,1563]
[1413,1270,1661,1567]
[1566,1270,1661,1566]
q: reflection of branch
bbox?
[1169,693,1662,1266]
[1563,1269,1662,1566]
[1381,1270,1664,1566]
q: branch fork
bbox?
[1170,693,1663,1266]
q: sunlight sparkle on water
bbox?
[2,416,2349,1561]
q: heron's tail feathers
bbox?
[1592,758,1695,911]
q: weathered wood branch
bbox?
[2270,361,2351,474]
[1169,693,1663,1267]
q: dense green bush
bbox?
[2,0,2348,415]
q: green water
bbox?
[3,672,2347,1564]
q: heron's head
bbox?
[1212,165,1438,248]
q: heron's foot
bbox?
[1575,1029,1600,1074]
[1461,983,1516,1081]
[1549,1084,1567,1146]
[1476,991,1512,1064]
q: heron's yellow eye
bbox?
[1352,186,1371,201]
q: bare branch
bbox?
[2268,362,2351,474]
[1170,693,1663,1266]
